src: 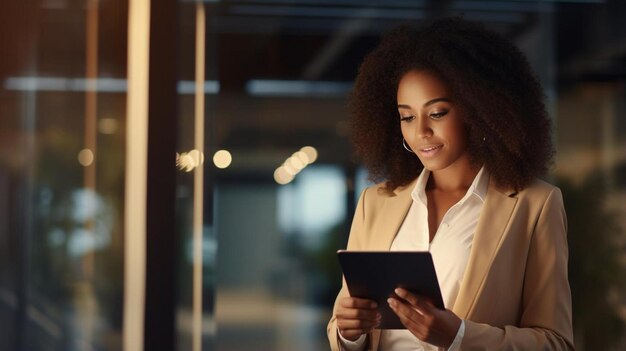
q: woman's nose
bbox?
[416,117,433,139]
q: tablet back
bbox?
[337,251,445,329]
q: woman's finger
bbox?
[394,288,419,305]
[336,307,380,321]
[339,297,378,309]
[394,289,437,315]
[388,297,425,323]
[394,308,427,337]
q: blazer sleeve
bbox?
[327,188,372,351]
[461,187,575,350]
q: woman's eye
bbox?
[400,115,415,122]
[429,111,448,119]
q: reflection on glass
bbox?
[213,150,232,169]
[177,150,206,172]
[77,149,95,167]
[175,2,216,351]
[274,146,319,185]
[1,0,127,350]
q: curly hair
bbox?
[350,17,554,192]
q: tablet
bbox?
[337,250,445,329]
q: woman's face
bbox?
[397,70,471,173]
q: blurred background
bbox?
[1,0,625,350]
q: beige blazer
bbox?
[327,177,574,351]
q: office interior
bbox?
[1,0,625,350]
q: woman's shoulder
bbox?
[512,178,564,211]
[517,178,562,197]
[361,177,418,199]
[358,182,388,205]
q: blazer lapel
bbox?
[370,180,416,250]
[452,180,517,318]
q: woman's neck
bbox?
[427,161,480,193]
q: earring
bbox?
[402,138,414,153]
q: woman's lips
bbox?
[417,144,443,158]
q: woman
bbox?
[327,18,574,351]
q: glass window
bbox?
[1,1,127,350]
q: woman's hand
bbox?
[336,297,381,341]
[388,288,462,348]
